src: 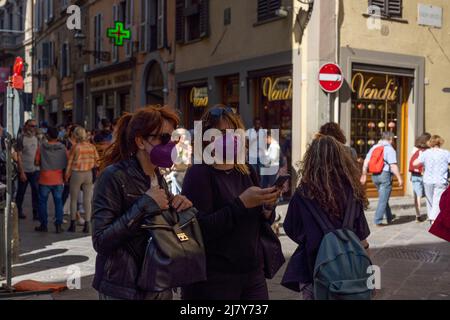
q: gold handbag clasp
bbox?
[177,232,189,242]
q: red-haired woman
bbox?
[92,106,193,300]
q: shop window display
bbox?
[350,72,403,166]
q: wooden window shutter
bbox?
[175,0,185,43]
[368,0,386,15]
[387,0,402,17]
[368,0,402,18]
[258,0,281,21]
[199,0,209,38]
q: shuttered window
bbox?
[368,0,402,18]
[257,0,281,22]
[175,0,185,43]
[61,42,70,78]
[176,0,209,44]
[139,0,148,52]
[125,0,133,57]
[42,42,54,69]
[94,14,102,64]
[157,0,166,49]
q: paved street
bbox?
[2,192,449,300]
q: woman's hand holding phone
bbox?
[239,186,280,209]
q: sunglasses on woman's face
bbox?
[147,133,177,145]
[207,106,236,119]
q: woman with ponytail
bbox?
[92,106,193,300]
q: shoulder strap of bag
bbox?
[156,170,178,225]
[342,191,357,231]
[302,196,335,234]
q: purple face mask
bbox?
[149,141,177,168]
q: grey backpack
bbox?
[304,198,374,300]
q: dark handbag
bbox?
[136,174,207,292]
[260,220,285,279]
[248,165,285,279]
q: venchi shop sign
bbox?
[351,72,399,101]
[190,87,208,107]
[262,76,292,102]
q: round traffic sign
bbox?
[318,63,344,93]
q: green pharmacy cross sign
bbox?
[107,21,131,46]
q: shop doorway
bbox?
[146,62,164,106]
[119,92,130,116]
[75,82,85,125]
[350,71,412,197]
[254,74,293,199]
[221,75,240,112]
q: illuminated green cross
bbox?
[107,21,131,47]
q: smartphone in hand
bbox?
[272,175,290,188]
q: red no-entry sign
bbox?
[318,63,344,93]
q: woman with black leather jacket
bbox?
[92,106,193,300]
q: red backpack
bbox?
[368,146,385,174]
[409,149,424,174]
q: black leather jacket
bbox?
[92,156,165,299]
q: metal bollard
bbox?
[11,202,19,264]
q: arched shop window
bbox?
[146,62,164,106]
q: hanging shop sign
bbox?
[190,86,208,107]
[262,76,293,102]
[351,72,399,101]
[64,101,73,110]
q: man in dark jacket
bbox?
[34,127,68,233]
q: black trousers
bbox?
[181,269,268,300]
[15,171,40,217]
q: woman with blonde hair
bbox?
[181,105,281,300]
[413,135,450,224]
[65,126,100,233]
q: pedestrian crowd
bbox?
[2,104,449,301]
[3,117,118,233]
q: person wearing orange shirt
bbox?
[35,127,68,233]
[65,127,99,233]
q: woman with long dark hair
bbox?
[281,135,371,300]
[92,106,193,300]
[181,105,281,300]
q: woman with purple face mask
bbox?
[92,106,193,300]
[181,105,282,300]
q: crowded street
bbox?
[6,191,450,300]
[1,0,450,306]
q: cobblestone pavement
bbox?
[2,194,449,300]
